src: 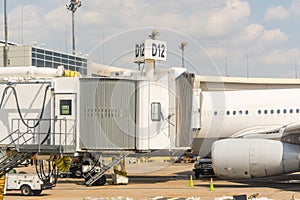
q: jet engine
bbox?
[211,138,300,179]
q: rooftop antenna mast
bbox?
[3,0,8,67]
[66,0,81,55]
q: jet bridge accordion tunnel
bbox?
[69,73,195,152]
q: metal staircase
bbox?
[84,153,129,186]
[0,130,34,178]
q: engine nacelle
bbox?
[211,138,300,179]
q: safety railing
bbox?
[8,118,76,154]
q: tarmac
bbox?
[4,162,300,200]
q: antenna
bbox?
[21,6,24,45]
[295,60,298,79]
[246,54,249,78]
[225,56,228,77]
[3,0,8,67]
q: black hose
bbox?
[0,84,57,184]
[0,84,51,129]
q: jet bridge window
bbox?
[60,100,72,115]
[151,102,161,121]
[258,110,261,114]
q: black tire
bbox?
[32,190,42,196]
[93,175,106,186]
[74,169,82,178]
[194,172,200,179]
[21,185,32,196]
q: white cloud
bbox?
[259,48,300,66]
[229,24,287,47]
[264,6,289,20]
[203,0,251,37]
[44,5,69,31]
[290,0,300,16]
[242,24,264,41]
[262,29,288,42]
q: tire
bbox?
[74,169,82,178]
[21,185,32,196]
[32,190,42,196]
[93,175,106,186]
[194,172,200,179]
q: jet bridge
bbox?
[0,67,194,183]
[0,36,195,187]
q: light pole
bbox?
[3,0,8,67]
[179,41,187,68]
[66,0,81,55]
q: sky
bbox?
[1,0,300,78]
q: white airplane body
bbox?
[194,88,300,178]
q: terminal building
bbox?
[0,42,88,75]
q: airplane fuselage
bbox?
[194,88,300,156]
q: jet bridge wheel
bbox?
[85,175,106,186]
[21,185,32,196]
[94,175,106,186]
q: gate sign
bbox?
[134,39,167,63]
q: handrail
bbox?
[0,118,76,154]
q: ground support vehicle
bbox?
[4,170,52,196]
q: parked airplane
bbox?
[193,88,300,179]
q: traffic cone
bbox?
[210,177,214,191]
[189,175,194,187]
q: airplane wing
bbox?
[230,122,300,141]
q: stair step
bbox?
[85,153,129,186]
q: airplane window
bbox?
[226,111,230,115]
[214,111,218,115]
[239,110,242,115]
[277,109,280,114]
[258,110,261,114]
[290,109,293,114]
[296,109,300,113]
[270,110,274,114]
[283,109,287,114]
[245,110,249,115]
[264,110,268,114]
[220,111,225,115]
[233,111,236,115]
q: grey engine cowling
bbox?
[211,138,300,178]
